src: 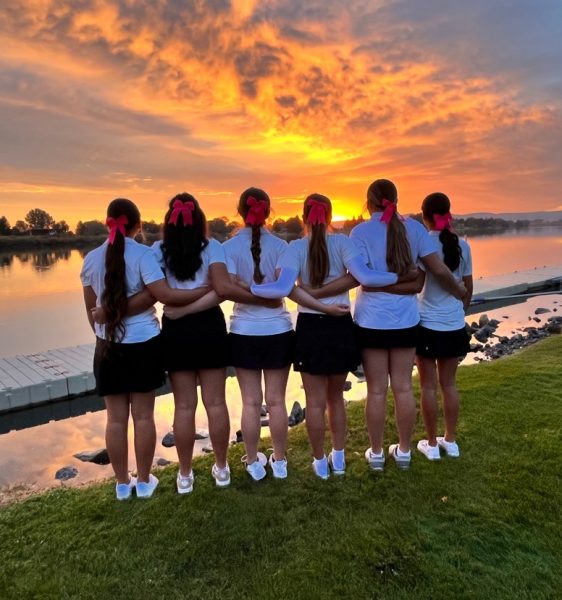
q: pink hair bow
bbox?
[433,212,453,231]
[106,215,128,244]
[307,199,327,225]
[379,199,397,224]
[245,196,267,226]
[169,199,194,226]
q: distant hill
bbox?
[456,211,562,222]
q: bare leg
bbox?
[437,357,460,442]
[235,368,263,464]
[104,394,130,484]
[362,349,389,454]
[199,368,230,469]
[301,373,329,459]
[389,347,417,453]
[170,371,198,476]
[326,373,348,451]
[130,391,156,483]
[416,356,439,446]
[263,367,290,460]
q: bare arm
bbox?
[125,288,156,316]
[163,291,222,320]
[145,278,211,305]
[363,270,425,295]
[462,275,474,311]
[210,263,281,307]
[82,286,97,333]
[300,273,359,299]
[288,287,350,316]
[420,253,466,299]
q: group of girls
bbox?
[81,178,472,500]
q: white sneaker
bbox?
[328,449,346,475]
[136,474,159,498]
[437,437,460,457]
[388,444,411,470]
[312,456,330,480]
[242,452,267,481]
[211,463,231,487]
[269,454,288,479]
[417,440,441,461]
[364,447,385,472]
[176,470,194,494]
[115,476,136,501]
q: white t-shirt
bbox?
[277,234,360,314]
[350,214,437,329]
[223,228,293,335]
[418,232,472,331]
[80,238,164,342]
[152,238,225,289]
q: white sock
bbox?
[396,447,411,458]
[331,448,345,459]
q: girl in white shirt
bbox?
[416,193,473,461]
[81,198,213,500]
[152,193,233,493]
[252,194,401,479]
[350,179,465,470]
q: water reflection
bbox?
[0,248,73,272]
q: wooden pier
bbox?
[1,264,561,414]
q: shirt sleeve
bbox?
[140,249,166,285]
[277,240,301,273]
[349,228,370,263]
[417,223,439,258]
[223,241,237,275]
[462,242,473,277]
[208,239,226,265]
[339,235,361,268]
[151,241,165,269]
[80,254,92,286]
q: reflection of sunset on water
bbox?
[1,2,561,226]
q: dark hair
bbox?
[161,193,209,281]
[303,193,332,287]
[237,187,271,284]
[422,192,461,271]
[367,179,413,276]
[101,198,141,344]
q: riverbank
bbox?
[0,234,106,251]
[0,336,560,599]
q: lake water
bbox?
[0,228,561,493]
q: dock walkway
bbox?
[1,264,561,413]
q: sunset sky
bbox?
[1,0,561,227]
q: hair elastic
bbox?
[379,199,397,224]
[307,199,328,225]
[433,212,453,231]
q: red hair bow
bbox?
[245,196,267,226]
[106,215,128,244]
[307,199,327,225]
[379,199,397,224]
[433,212,453,231]
[169,199,194,226]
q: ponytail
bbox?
[367,179,413,276]
[101,198,141,344]
[303,194,331,287]
[237,187,271,284]
[250,224,264,284]
[421,192,462,271]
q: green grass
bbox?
[1,337,561,600]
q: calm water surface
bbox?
[0,228,561,491]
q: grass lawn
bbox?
[1,337,561,600]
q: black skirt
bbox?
[229,330,295,370]
[294,313,360,375]
[161,307,230,371]
[416,326,470,359]
[94,334,165,396]
[355,324,420,350]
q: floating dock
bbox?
[1,264,561,414]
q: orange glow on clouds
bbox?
[0,1,561,227]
